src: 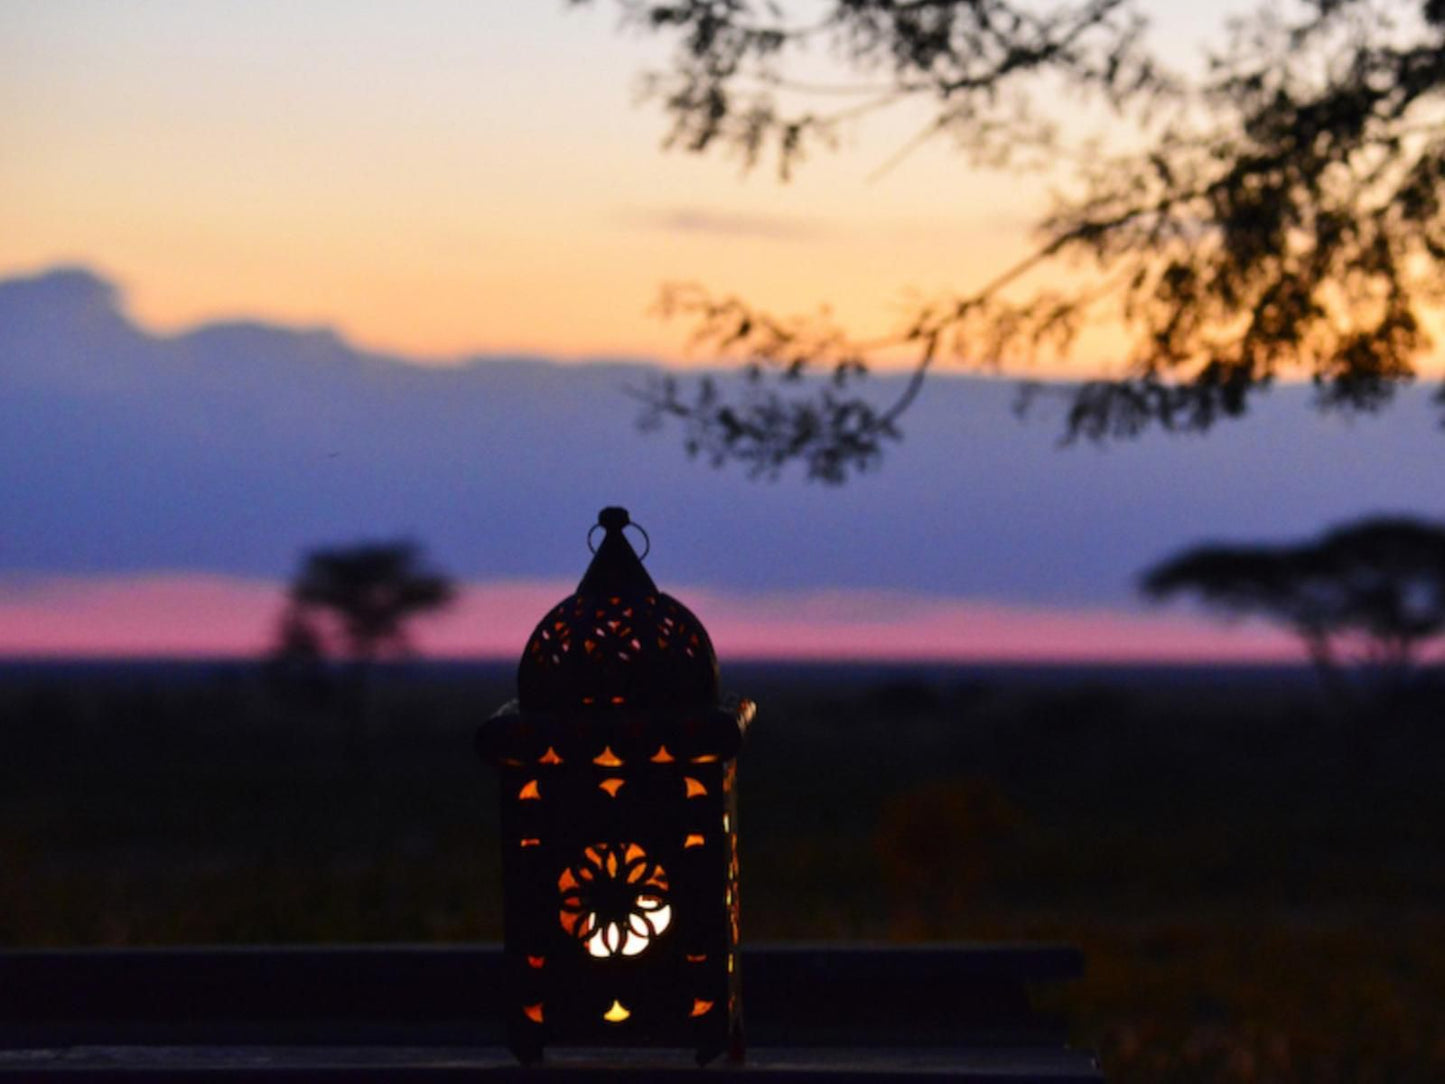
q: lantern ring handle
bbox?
[588,522,650,560]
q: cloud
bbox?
[684,586,1303,663]
[0,574,1304,663]
[4,264,1443,621]
[623,206,825,241]
[0,574,284,657]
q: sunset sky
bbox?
[1,1,1240,364]
[2,1,1431,662]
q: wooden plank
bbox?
[0,944,1080,1039]
[0,1044,1102,1082]
[0,944,1096,1079]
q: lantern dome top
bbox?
[516,508,720,713]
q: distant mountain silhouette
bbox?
[2,264,1440,608]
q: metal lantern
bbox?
[476,507,753,1065]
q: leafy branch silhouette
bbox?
[578,0,1445,480]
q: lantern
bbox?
[476,507,753,1065]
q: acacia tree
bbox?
[1140,516,1445,690]
[274,542,456,736]
[575,0,1445,481]
[283,541,455,663]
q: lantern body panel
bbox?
[495,743,741,1061]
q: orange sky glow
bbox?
[5,3,1440,374]
[0,2,1132,370]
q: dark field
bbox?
[4,660,1444,1082]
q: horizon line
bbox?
[0,650,1321,669]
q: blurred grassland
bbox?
[3,661,1444,1082]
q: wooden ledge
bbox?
[0,1045,1100,1082]
[0,945,1097,1080]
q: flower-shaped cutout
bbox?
[558,843,672,958]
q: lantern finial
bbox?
[580,507,657,597]
[597,506,630,532]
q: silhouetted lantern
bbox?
[477,507,753,1066]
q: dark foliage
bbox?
[269,541,456,748]
[1141,515,1445,686]
[576,0,1445,479]
[278,541,455,663]
[574,0,1159,178]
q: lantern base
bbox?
[505,1003,742,1068]
[506,1020,544,1066]
[503,1040,741,1069]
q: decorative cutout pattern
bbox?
[558,843,672,958]
[603,999,631,1023]
[519,591,717,710]
[593,746,623,767]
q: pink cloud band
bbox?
[0,573,1302,663]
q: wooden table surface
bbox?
[0,944,1101,1081]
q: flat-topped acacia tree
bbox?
[1141,516,1445,697]
[572,0,1445,481]
[275,541,455,743]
